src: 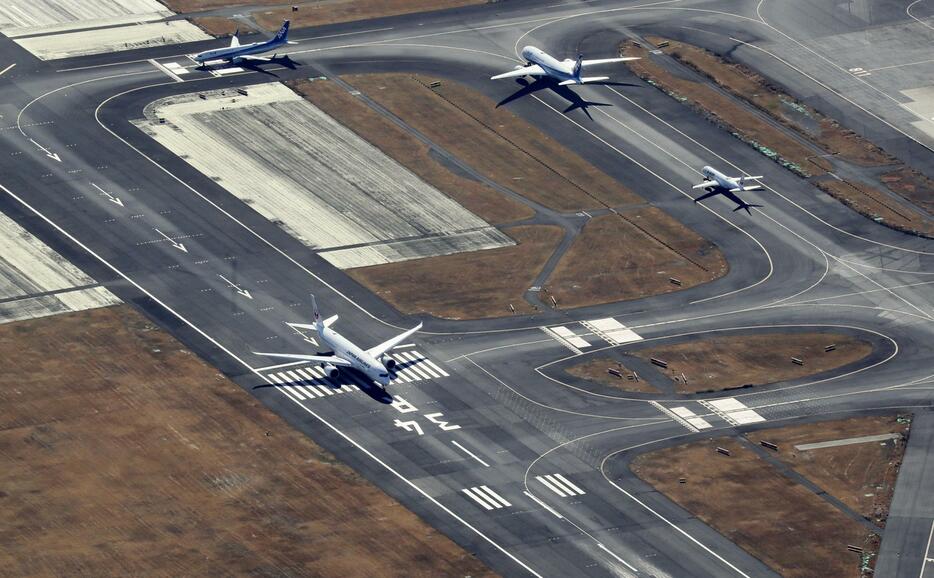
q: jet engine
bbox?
[322,363,340,378]
[383,357,397,371]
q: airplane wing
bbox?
[580,57,640,66]
[491,64,546,80]
[366,322,423,358]
[252,352,353,366]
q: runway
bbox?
[1,0,933,575]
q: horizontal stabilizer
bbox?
[581,57,640,66]
[730,185,764,192]
[692,181,714,189]
[252,352,353,366]
[579,76,610,84]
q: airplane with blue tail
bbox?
[193,20,296,65]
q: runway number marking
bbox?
[390,396,461,436]
[849,67,872,77]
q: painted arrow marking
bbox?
[153,228,188,253]
[90,182,124,206]
[28,138,60,162]
[218,274,252,299]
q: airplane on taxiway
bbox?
[193,20,296,65]
[491,45,639,85]
[692,165,765,214]
[253,295,422,388]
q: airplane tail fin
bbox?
[273,20,290,43]
[311,293,323,330]
[230,29,240,47]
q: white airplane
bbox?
[253,296,423,388]
[491,45,639,85]
[193,20,296,65]
[692,165,765,214]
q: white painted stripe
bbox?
[294,367,317,382]
[420,357,449,377]
[405,360,434,380]
[524,491,564,519]
[536,475,568,497]
[451,440,490,467]
[283,370,305,385]
[541,326,583,355]
[314,383,336,396]
[295,385,319,399]
[671,406,696,418]
[0,63,16,77]
[650,401,700,433]
[543,474,576,496]
[395,366,419,382]
[339,383,355,393]
[687,416,713,429]
[394,343,416,349]
[462,487,495,510]
[478,485,511,508]
[552,474,585,496]
[268,373,306,401]
[597,543,639,573]
[275,371,296,385]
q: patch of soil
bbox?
[347,225,564,319]
[628,332,872,393]
[563,357,658,393]
[0,306,495,577]
[546,209,726,308]
[287,78,532,225]
[746,415,910,527]
[631,436,879,578]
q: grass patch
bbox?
[0,306,495,577]
[546,210,726,308]
[628,332,872,393]
[347,225,564,319]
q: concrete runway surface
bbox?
[1,0,933,575]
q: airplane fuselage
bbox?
[318,324,392,386]
[194,37,286,64]
[701,165,739,190]
[520,45,579,83]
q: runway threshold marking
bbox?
[541,325,586,354]
[535,474,586,497]
[650,401,700,432]
[462,485,512,510]
[581,318,642,346]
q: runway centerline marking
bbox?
[451,440,490,467]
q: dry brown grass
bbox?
[645,36,893,168]
[0,306,495,578]
[632,437,879,578]
[563,357,658,393]
[746,415,910,526]
[625,37,934,236]
[345,73,641,212]
[287,78,532,224]
[189,16,259,37]
[628,332,872,393]
[162,0,484,36]
[546,209,726,308]
[348,225,564,319]
[816,178,934,236]
[624,41,828,176]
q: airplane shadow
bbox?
[497,77,638,120]
[253,364,393,404]
[693,185,763,215]
[197,54,299,77]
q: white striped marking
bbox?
[536,474,586,497]
[462,485,512,510]
[451,440,490,467]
